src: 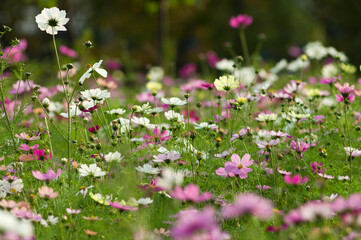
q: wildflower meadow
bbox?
[2,3,361,240]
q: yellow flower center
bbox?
[10,188,17,193]
[238,164,243,169]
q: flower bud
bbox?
[42,98,50,108]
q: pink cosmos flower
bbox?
[335,82,355,103]
[284,80,306,95]
[290,140,310,158]
[284,174,309,185]
[320,75,339,85]
[32,169,62,181]
[179,63,197,78]
[345,147,361,158]
[15,132,40,141]
[170,184,213,203]
[205,51,220,68]
[171,207,230,240]
[66,208,81,214]
[216,167,235,177]
[221,193,274,220]
[224,153,253,179]
[230,127,251,141]
[144,128,170,143]
[19,144,39,152]
[12,208,42,221]
[256,139,280,150]
[229,14,253,29]
[153,152,181,163]
[138,178,165,197]
[59,45,78,58]
[1,39,27,62]
[108,201,138,211]
[38,186,58,199]
[9,80,36,95]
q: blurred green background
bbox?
[2,0,361,71]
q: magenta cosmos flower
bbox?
[284,174,309,185]
[335,82,355,103]
[170,184,213,203]
[290,140,310,158]
[32,169,62,181]
[225,153,253,178]
[221,193,274,220]
[33,149,52,161]
[229,14,253,29]
[19,144,39,152]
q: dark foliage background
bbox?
[2,0,361,71]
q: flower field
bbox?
[1,6,361,240]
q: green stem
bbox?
[239,28,251,66]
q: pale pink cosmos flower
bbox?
[256,139,280,150]
[216,167,235,177]
[224,153,253,179]
[290,140,310,158]
[15,132,40,141]
[59,45,78,58]
[66,208,81,215]
[344,147,361,158]
[32,169,62,181]
[221,193,274,220]
[284,80,306,95]
[256,185,271,191]
[169,184,213,203]
[38,186,58,199]
[153,152,181,163]
[284,175,309,185]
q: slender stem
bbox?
[44,115,53,155]
[0,72,16,149]
[239,28,251,66]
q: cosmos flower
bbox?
[79,60,108,85]
[38,186,58,199]
[135,164,160,175]
[161,97,187,107]
[224,153,253,179]
[214,75,239,92]
[221,193,274,219]
[284,175,309,185]
[229,14,253,29]
[32,169,62,181]
[104,151,123,162]
[78,164,106,178]
[35,7,69,35]
[170,184,213,203]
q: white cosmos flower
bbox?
[3,179,23,194]
[0,210,33,237]
[60,103,81,118]
[214,75,239,92]
[131,116,153,128]
[136,198,153,205]
[157,167,183,190]
[104,151,123,162]
[40,215,59,227]
[135,164,160,175]
[271,59,288,74]
[287,58,310,72]
[194,122,218,130]
[255,113,277,122]
[147,66,164,82]
[234,67,255,86]
[304,41,328,60]
[35,7,69,35]
[215,59,235,72]
[80,88,110,104]
[107,108,126,115]
[165,110,184,122]
[78,163,106,177]
[161,97,187,107]
[79,60,108,85]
